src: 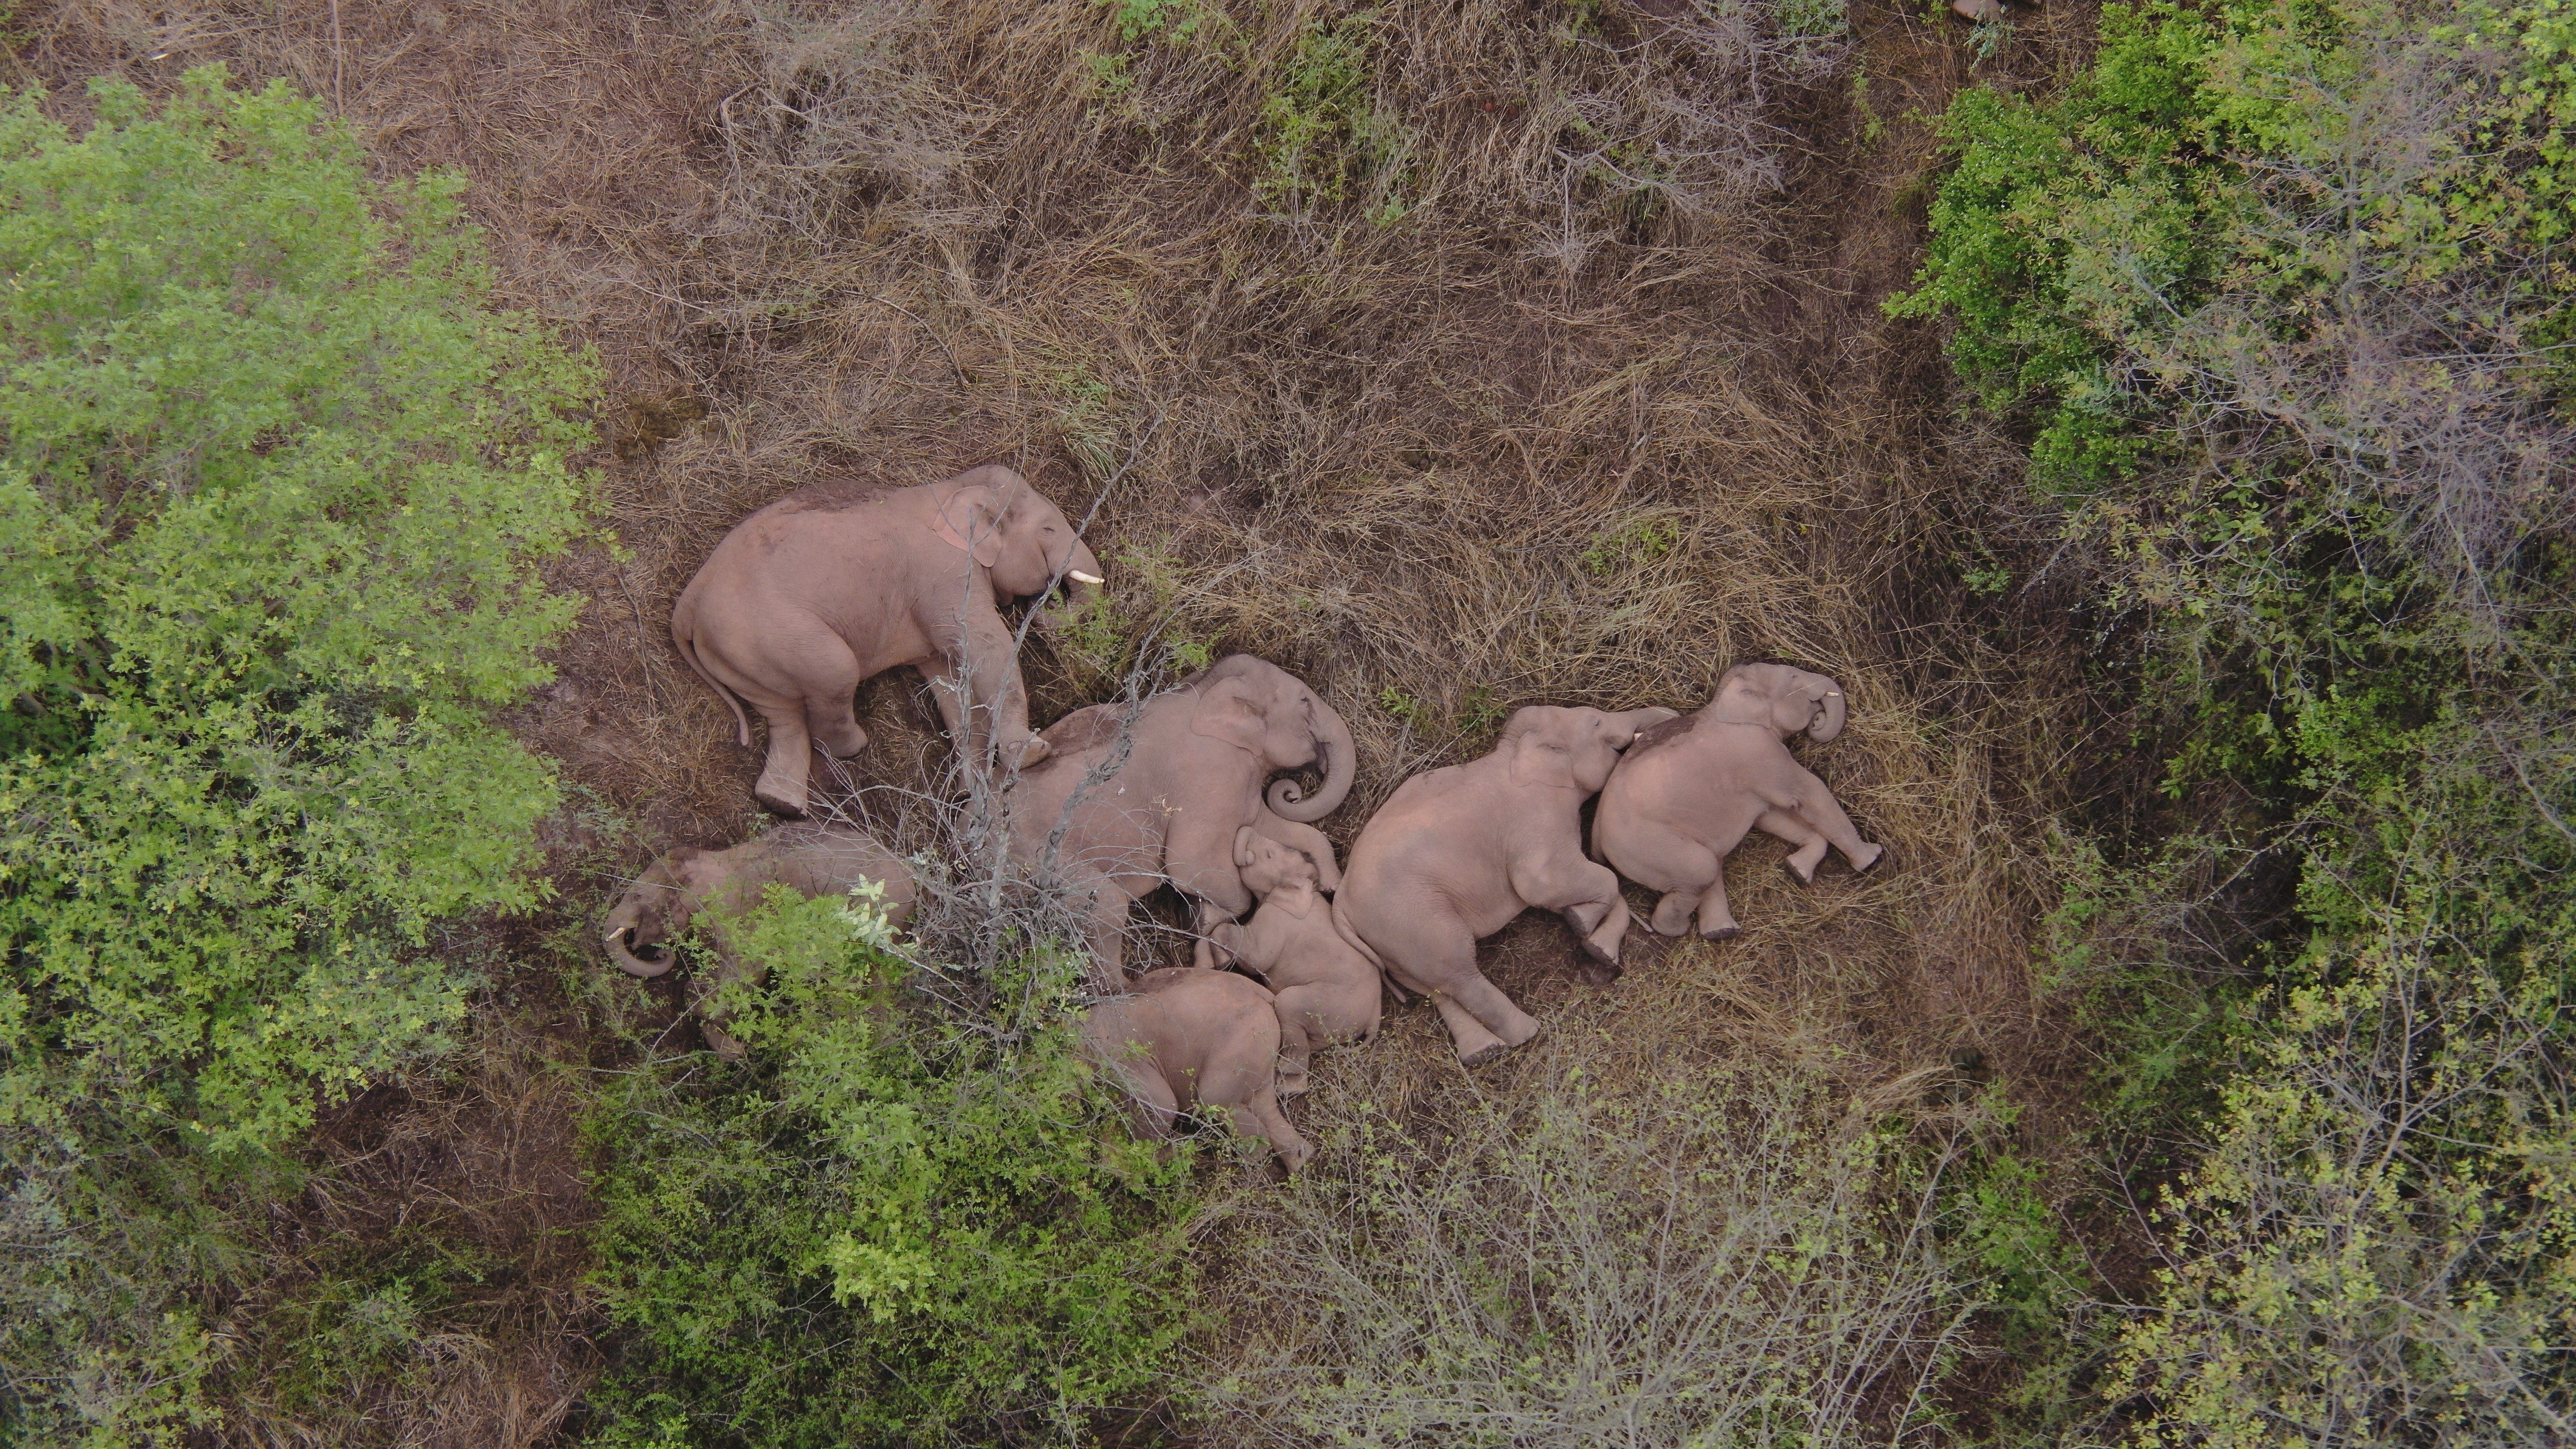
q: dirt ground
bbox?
[17,0,2111,1442]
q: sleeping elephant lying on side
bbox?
[1006,654,1355,989]
[1593,662,1884,940]
[1333,704,1676,1065]
[672,464,1105,818]
[1082,967,1312,1172]
[602,823,917,1058]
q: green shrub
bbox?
[0,65,597,1443]
[582,888,1202,1448]
[1899,1,2576,1441]
[0,66,597,1150]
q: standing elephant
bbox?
[1082,966,1312,1172]
[1593,662,1884,941]
[1006,654,1355,988]
[1208,826,1380,1096]
[672,464,1105,817]
[602,822,917,1058]
[1333,705,1677,1065]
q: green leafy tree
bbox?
[582,889,1199,1448]
[0,66,596,1443]
[1897,2,2576,1441]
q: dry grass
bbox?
[16,0,2114,1441]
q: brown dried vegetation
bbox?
[18,0,2110,1442]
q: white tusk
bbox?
[604,928,627,944]
[1067,570,1105,585]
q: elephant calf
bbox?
[603,823,917,1058]
[1082,967,1311,1172]
[1333,704,1676,1065]
[1207,827,1380,1096]
[1593,662,1884,941]
[672,464,1105,818]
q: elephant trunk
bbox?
[604,909,676,978]
[1809,679,1848,743]
[1267,698,1357,823]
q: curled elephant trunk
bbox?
[1268,698,1357,823]
[1809,679,1848,743]
[604,920,676,978]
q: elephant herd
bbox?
[605,468,1885,1170]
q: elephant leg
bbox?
[1225,1086,1312,1172]
[1073,874,1133,993]
[1274,992,1319,1095]
[1442,971,1542,1059]
[1778,767,1883,874]
[1757,809,1831,884]
[1637,838,1721,936]
[1514,850,1634,968]
[791,637,871,760]
[1694,869,1742,941]
[748,699,814,818]
[1118,1063,1183,1142]
[942,599,1045,766]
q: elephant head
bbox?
[1187,654,1358,822]
[934,465,1105,611]
[1712,663,1846,743]
[1505,705,1683,793]
[602,848,723,978]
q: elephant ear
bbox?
[1505,715,1576,789]
[1190,677,1269,754]
[931,483,1010,568]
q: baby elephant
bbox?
[1083,968,1312,1171]
[1334,704,1677,1065]
[1207,826,1381,1096]
[1593,662,1884,941]
[602,823,917,1058]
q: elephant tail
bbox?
[672,609,754,747]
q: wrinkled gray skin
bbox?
[602,823,917,1058]
[1006,654,1356,990]
[1207,826,1380,1097]
[1952,0,2004,19]
[1082,967,1312,1172]
[1333,705,1678,1065]
[672,464,1105,817]
[1593,662,1883,941]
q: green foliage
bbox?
[1902,1,2576,1441]
[582,889,1200,1448]
[0,68,597,1153]
[1255,12,1409,220]
[0,67,595,1447]
[1050,536,1211,687]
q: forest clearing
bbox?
[3,1,2570,1446]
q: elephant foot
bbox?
[1781,854,1820,886]
[1700,922,1742,942]
[1650,892,1699,936]
[1572,936,1625,986]
[702,1022,748,1060]
[1455,1038,1510,1068]
[1850,843,1888,876]
[1278,1068,1312,1098]
[752,768,809,819]
[1002,735,1052,770]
